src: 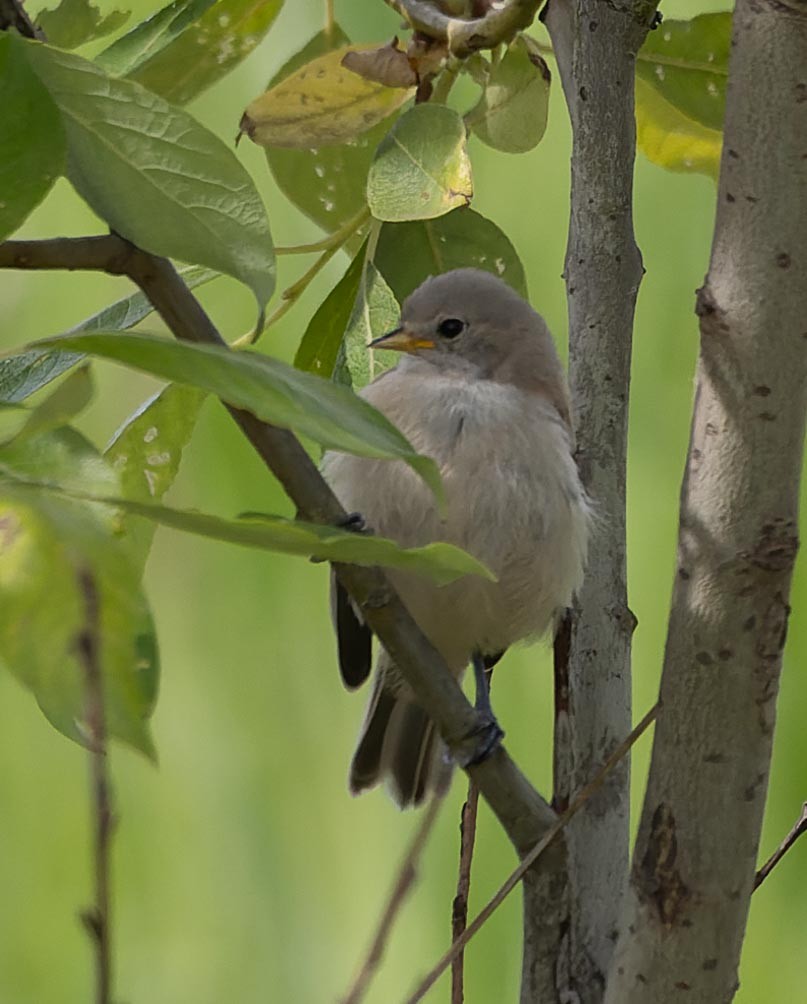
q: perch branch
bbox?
[0,234,560,877]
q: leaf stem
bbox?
[275,205,371,256]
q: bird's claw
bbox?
[457,715,505,769]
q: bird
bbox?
[322,268,589,808]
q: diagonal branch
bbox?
[0,234,559,865]
[754,803,807,892]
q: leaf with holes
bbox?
[0,35,65,241]
[20,38,275,307]
[374,207,527,302]
[264,26,393,234]
[240,44,411,149]
[367,104,472,222]
[635,12,729,176]
[0,428,158,756]
[31,331,443,501]
[467,35,550,154]
[106,383,206,572]
[98,0,284,106]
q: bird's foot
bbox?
[339,511,369,533]
[456,715,505,768]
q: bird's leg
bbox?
[339,511,368,532]
[457,651,504,767]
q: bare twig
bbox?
[384,0,542,56]
[404,704,659,1004]
[754,803,807,892]
[451,781,480,1004]
[341,794,444,1004]
[76,569,113,1004]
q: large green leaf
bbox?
[0,265,219,405]
[20,38,275,308]
[95,0,215,76]
[264,26,391,235]
[333,262,398,389]
[106,383,206,572]
[37,0,129,49]
[467,35,550,154]
[240,44,411,149]
[13,482,495,584]
[295,244,366,378]
[99,0,284,105]
[0,429,158,756]
[635,12,729,177]
[0,35,65,241]
[367,104,473,222]
[31,331,443,499]
[374,207,528,302]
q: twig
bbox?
[0,233,559,876]
[325,0,335,37]
[404,703,659,1004]
[76,569,113,1004]
[754,803,807,891]
[383,0,542,55]
[451,781,480,1004]
[275,205,370,256]
[341,795,444,1004]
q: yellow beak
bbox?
[368,327,436,353]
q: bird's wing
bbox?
[330,568,373,689]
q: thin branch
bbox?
[451,780,480,1004]
[325,0,335,37]
[405,703,659,1004]
[384,0,542,56]
[0,233,558,867]
[754,803,807,892]
[341,794,444,1004]
[76,569,113,1004]
[275,205,370,256]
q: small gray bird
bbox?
[322,268,589,808]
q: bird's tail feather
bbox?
[349,672,444,809]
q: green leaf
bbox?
[240,44,411,149]
[21,39,275,308]
[0,35,65,241]
[105,383,206,572]
[635,12,729,177]
[37,0,129,49]
[264,27,392,235]
[334,262,399,389]
[31,331,443,500]
[12,364,94,445]
[295,243,366,378]
[0,265,219,405]
[367,103,473,222]
[0,429,158,756]
[99,0,284,105]
[10,479,495,584]
[374,207,528,302]
[95,0,215,77]
[467,35,550,154]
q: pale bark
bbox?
[543,0,657,997]
[605,0,807,1000]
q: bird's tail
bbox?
[349,665,445,809]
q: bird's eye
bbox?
[437,318,465,339]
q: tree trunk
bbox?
[605,0,807,999]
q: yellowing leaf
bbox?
[367,104,473,222]
[240,45,412,149]
[635,77,721,179]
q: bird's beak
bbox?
[368,327,435,353]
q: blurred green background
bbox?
[1,1,804,1001]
